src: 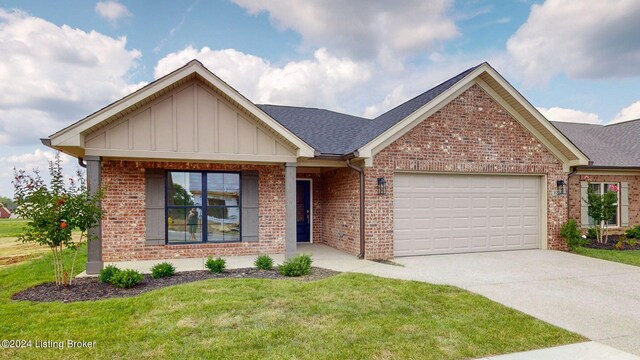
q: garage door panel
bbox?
[394,173,541,256]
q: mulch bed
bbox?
[11,267,339,303]
[584,235,640,250]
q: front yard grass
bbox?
[0,250,585,359]
[0,218,28,238]
[575,247,640,267]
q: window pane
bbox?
[589,183,601,194]
[606,206,618,226]
[207,173,240,207]
[206,208,224,242]
[224,207,240,242]
[207,207,240,242]
[167,172,202,206]
[168,208,202,243]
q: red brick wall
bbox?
[568,174,640,234]
[365,83,567,259]
[101,160,285,261]
[319,167,361,256]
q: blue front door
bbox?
[296,180,311,242]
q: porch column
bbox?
[85,156,103,275]
[285,162,297,258]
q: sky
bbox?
[0,0,639,198]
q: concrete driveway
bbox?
[390,250,640,356]
[302,245,640,355]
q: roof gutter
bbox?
[41,138,86,168]
[574,165,640,171]
[311,150,359,161]
[346,159,365,259]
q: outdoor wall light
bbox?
[377,177,387,195]
[556,179,566,195]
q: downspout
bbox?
[346,159,365,259]
[78,158,87,168]
[566,168,578,219]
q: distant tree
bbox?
[13,153,103,286]
[0,196,16,210]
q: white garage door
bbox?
[394,173,541,256]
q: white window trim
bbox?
[588,182,621,228]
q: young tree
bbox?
[586,183,618,244]
[12,153,102,286]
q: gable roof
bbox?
[47,60,315,158]
[258,66,478,156]
[46,59,592,168]
[552,120,640,167]
[350,66,480,153]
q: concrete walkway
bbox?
[98,244,640,358]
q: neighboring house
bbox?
[44,60,591,274]
[0,205,10,219]
[553,121,640,233]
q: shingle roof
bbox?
[259,65,479,155]
[552,120,640,167]
[257,105,370,155]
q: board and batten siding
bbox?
[84,80,296,161]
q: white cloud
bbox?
[95,1,131,22]
[0,9,142,146]
[611,100,640,124]
[0,149,75,197]
[363,85,410,118]
[507,0,640,84]
[537,106,601,124]
[231,0,458,64]
[154,46,372,111]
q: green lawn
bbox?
[0,218,28,238]
[0,250,584,359]
[575,247,640,267]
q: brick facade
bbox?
[99,84,576,262]
[568,173,640,234]
[101,160,286,261]
[363,83,568,259]
[317,168,361,256]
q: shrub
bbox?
[586,227,598,240]
[615,236,638,250]
[205,257,226,273]
[625,225,640,239]
[109,269,144,288]
[151,262,175,279]
[12,152,103,286]
[560,219,587,251]
[279,254,312,277]
[254,254,274,270]
[98,265,120,284]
